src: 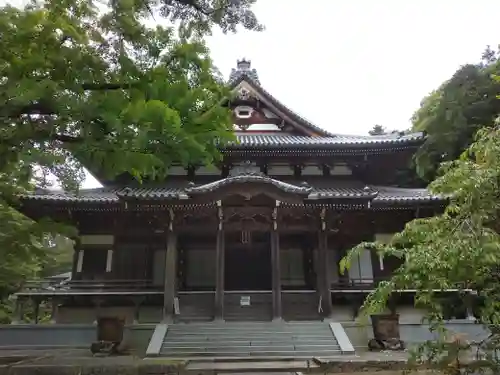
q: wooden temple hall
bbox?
[16,59,446,328]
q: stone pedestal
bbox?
[369,314,405,351]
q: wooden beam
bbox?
[163,210,177,322]
[271,203,282,320]
[71,237,81,279]
[214,202,225,320]
[318,208,333,317]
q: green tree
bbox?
[0,0,261,316]
[412,46,500,181]
[341,123,500,373]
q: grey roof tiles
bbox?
[22,181,443,206]
[228,133,425,149]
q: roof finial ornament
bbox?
[228,58,260,84]
[237,58,251,71]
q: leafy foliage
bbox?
[156,0,263,37]
[341,124,500,373]
[411,46,500,181]
[0,0,261,318]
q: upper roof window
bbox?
[235,106,253,119]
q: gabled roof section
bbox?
[228,59,335,137]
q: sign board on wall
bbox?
[240,296,251,306]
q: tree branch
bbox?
[174,0,212,15]
[50,133,83,143]
[80,82,142,90]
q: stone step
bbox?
[161,347,342,355]
[168,323,329,328]
[163,338,339,345]
[165,333,334,341]
[158,321,347,359]
[162,341,340,348]
[162,345,296,353]
[167,326,332,332]
[167,326,331,333]
[166,330,332,336]
[168,321,330,327]
[159,349,342,357]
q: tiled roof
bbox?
[228,133,425,149]
[21,181,444,206]
[371,186,442,204]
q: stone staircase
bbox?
[147,321,354,359]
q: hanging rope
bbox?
[317,294,323,314]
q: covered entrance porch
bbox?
[177,226,321,321]
[167,170,334,323]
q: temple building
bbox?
[14,59,449,358]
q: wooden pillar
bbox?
[163,209,177,322]
[214,201,225,320]
[105,249,113,273]
[71,236,82,280]
[93,298,103,325]
[49,298,59,324]
[132,297,143,324]
[271,202,282,320]
[11,296,24,324]
[33,298,40,324]
[464,291,476,320]
[318,208,333,318]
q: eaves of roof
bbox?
[20,182,444,207]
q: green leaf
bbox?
[0,0,261,321]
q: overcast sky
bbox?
[6,0,500,188]
[207,0,500,135]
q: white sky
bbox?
[206,0,500,136]
[5,0,500,188]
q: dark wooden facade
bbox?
[15,59,446,324]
